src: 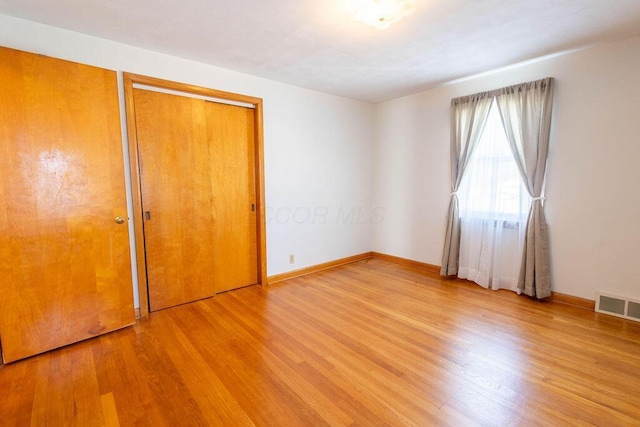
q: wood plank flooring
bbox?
[2,258,640,426]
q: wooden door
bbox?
[133,89,217,311]
[206,102,258,293]
[0,47,134,363]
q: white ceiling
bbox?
[1,0,639,102]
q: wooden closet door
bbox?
[0,47,134,363]
[133,89,216,311]
[206,102,258,293]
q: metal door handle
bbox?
[115,216,126,224]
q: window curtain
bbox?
[457,102,531,292]
[440,93,493,276]
[495,77,554,298]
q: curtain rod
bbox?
[451,77,554,105]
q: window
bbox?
[442,77,553,297]
[458,100,530,223]
[457,100,530,291]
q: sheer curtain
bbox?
[457,101,531,292]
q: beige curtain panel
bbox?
[496,77,554,299]
[440,93,493,276]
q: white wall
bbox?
[373,35,640,300]
[0,14,373,307]
[4,13,638,304]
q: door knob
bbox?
[115,216,126,224]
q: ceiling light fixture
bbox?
[351,0,416,30]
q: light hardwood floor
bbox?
[2,258,640,426]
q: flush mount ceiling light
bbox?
[351,0,416,30]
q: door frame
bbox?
[123,73,267,317]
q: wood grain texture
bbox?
[206,101,258,293]
[123,74,151,317]
[124,73,262,106]
[268,252,373,284]
[122,73,267,314]
[253,101,268,287]
[0,47,134,363]
[371,251,440,273]
[374,251,597,309]
[2,258,639,425]
[133,89,216,311]
[550,291,596,310]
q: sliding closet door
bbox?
[0,47,134,363]
[206,102,258,293]
[133,89,216,311]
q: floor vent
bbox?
[595,292,640,322]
